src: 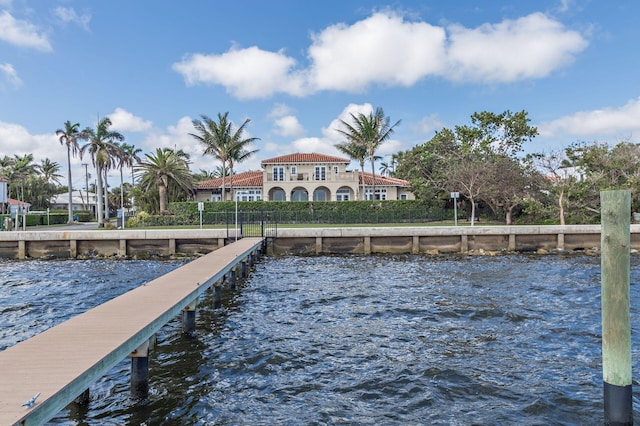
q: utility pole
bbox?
[82,163,89,211]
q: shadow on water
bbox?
[2,254,639,424]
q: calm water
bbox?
[1,254,639,425]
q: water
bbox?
[1,254,639,425]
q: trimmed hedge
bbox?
[128,200,449,227]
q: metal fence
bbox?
[226,210,278,240]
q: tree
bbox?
[335,141,368,200]
[80,118,124,227]
[116,143,142,210]
[560,140,640,222]
[190,112,259,201]
[38,158,62,185]
[336,107,400,200]
[396,110,538,225]
[136,148,194,213]
[56,121,85,223]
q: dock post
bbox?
[600,190,632,425]
[229,269,237,289]
[213,285,222,309]
[130,340,150,400]
[240,260,247,278]
[182,301,197,334]
[73,388,90,405]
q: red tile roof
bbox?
[195,170,263,189]
[359,172,409,187]
[261,153,350,166]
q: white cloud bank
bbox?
[53,7,91,31]
[108,108,153,132]
[173,11,588,99]
[0,10,52,51]
[538,97,640,140]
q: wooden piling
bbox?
[600,190,632,425]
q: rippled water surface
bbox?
[1,254,639,425]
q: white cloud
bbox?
[173,46,304,99]
[173,11,587,99]
[273,115,305,138]
[53,7,91,31]
[0,63,22,88]
[412,114,445,136]
[538,97,640,140]
[108,108,153,132]
[0,10,52,51]
[0,121,63,168]
[445,12,587,83]
[307,12,446,92]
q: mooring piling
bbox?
[600,189,633,425]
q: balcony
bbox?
[265,171,358,183]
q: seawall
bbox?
[1,225,639,259]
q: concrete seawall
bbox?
[1,225,639,259]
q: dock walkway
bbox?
[0,237,264,426]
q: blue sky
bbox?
[1,0,639,190]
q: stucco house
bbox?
[194,153,414,202]
[49,190,98,215]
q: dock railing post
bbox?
[600,189,633,425]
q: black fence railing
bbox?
[226,210,277,240]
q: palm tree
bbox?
[39,158,62,184]
[80,117,124,227]
[56,121,84,223]
[135,148,193,213]
[117,143,142,209]
[190,112,259,201]
[9,154,37,201]
[336,107,400,200]
[335,142,368,200]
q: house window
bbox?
[336,189,350,201]
[290,166,297,176]
[400,194,407,200]
[365,188,387,200]
[313,188,329,201]
[314,166,326,181]
[272,189,286,201]
[211,193,221,202]
[273,166,284,181]
[333,166,339,174]
[291,189,308,201]
[235,190,262,201]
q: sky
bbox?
[1,0,639,191]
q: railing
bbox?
[227,210,277,240]
[265,172,358,183]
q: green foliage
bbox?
[127,200,445,227]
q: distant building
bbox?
[49,190,98,215]
[194,152,414,202]
[7,198,31,215]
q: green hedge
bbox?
[128,200,448,227]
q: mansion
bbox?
[194,153,414,202]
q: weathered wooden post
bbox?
[130,340,150,400]
[600,190,632,425]
[182,301,197,334]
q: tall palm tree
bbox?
[56,121,84,223]
[336,107,400,200]
[117,143,142,209]
[80,117,124,227]
[9,154,37,201]
[335,142,368,200]
[190,112,259,201]
[39,158,62,184]
[135,148,193,213]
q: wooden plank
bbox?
[0,238,263,426]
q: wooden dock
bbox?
[0,237,264,426]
